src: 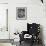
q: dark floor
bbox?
[19,41,43,46]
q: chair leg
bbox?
[20,41,21,45]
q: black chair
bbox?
[19,23,40,46]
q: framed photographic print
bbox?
[16,7,27,20]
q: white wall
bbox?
[9,0,46,46]
[0,0,8,3]
[0,0,46,46]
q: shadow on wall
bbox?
[40,25,45,46]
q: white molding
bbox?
[0,3,8,4]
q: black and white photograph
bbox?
[16,7,27,20]
[0,0,46,46]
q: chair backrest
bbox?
[27,23,40,35]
